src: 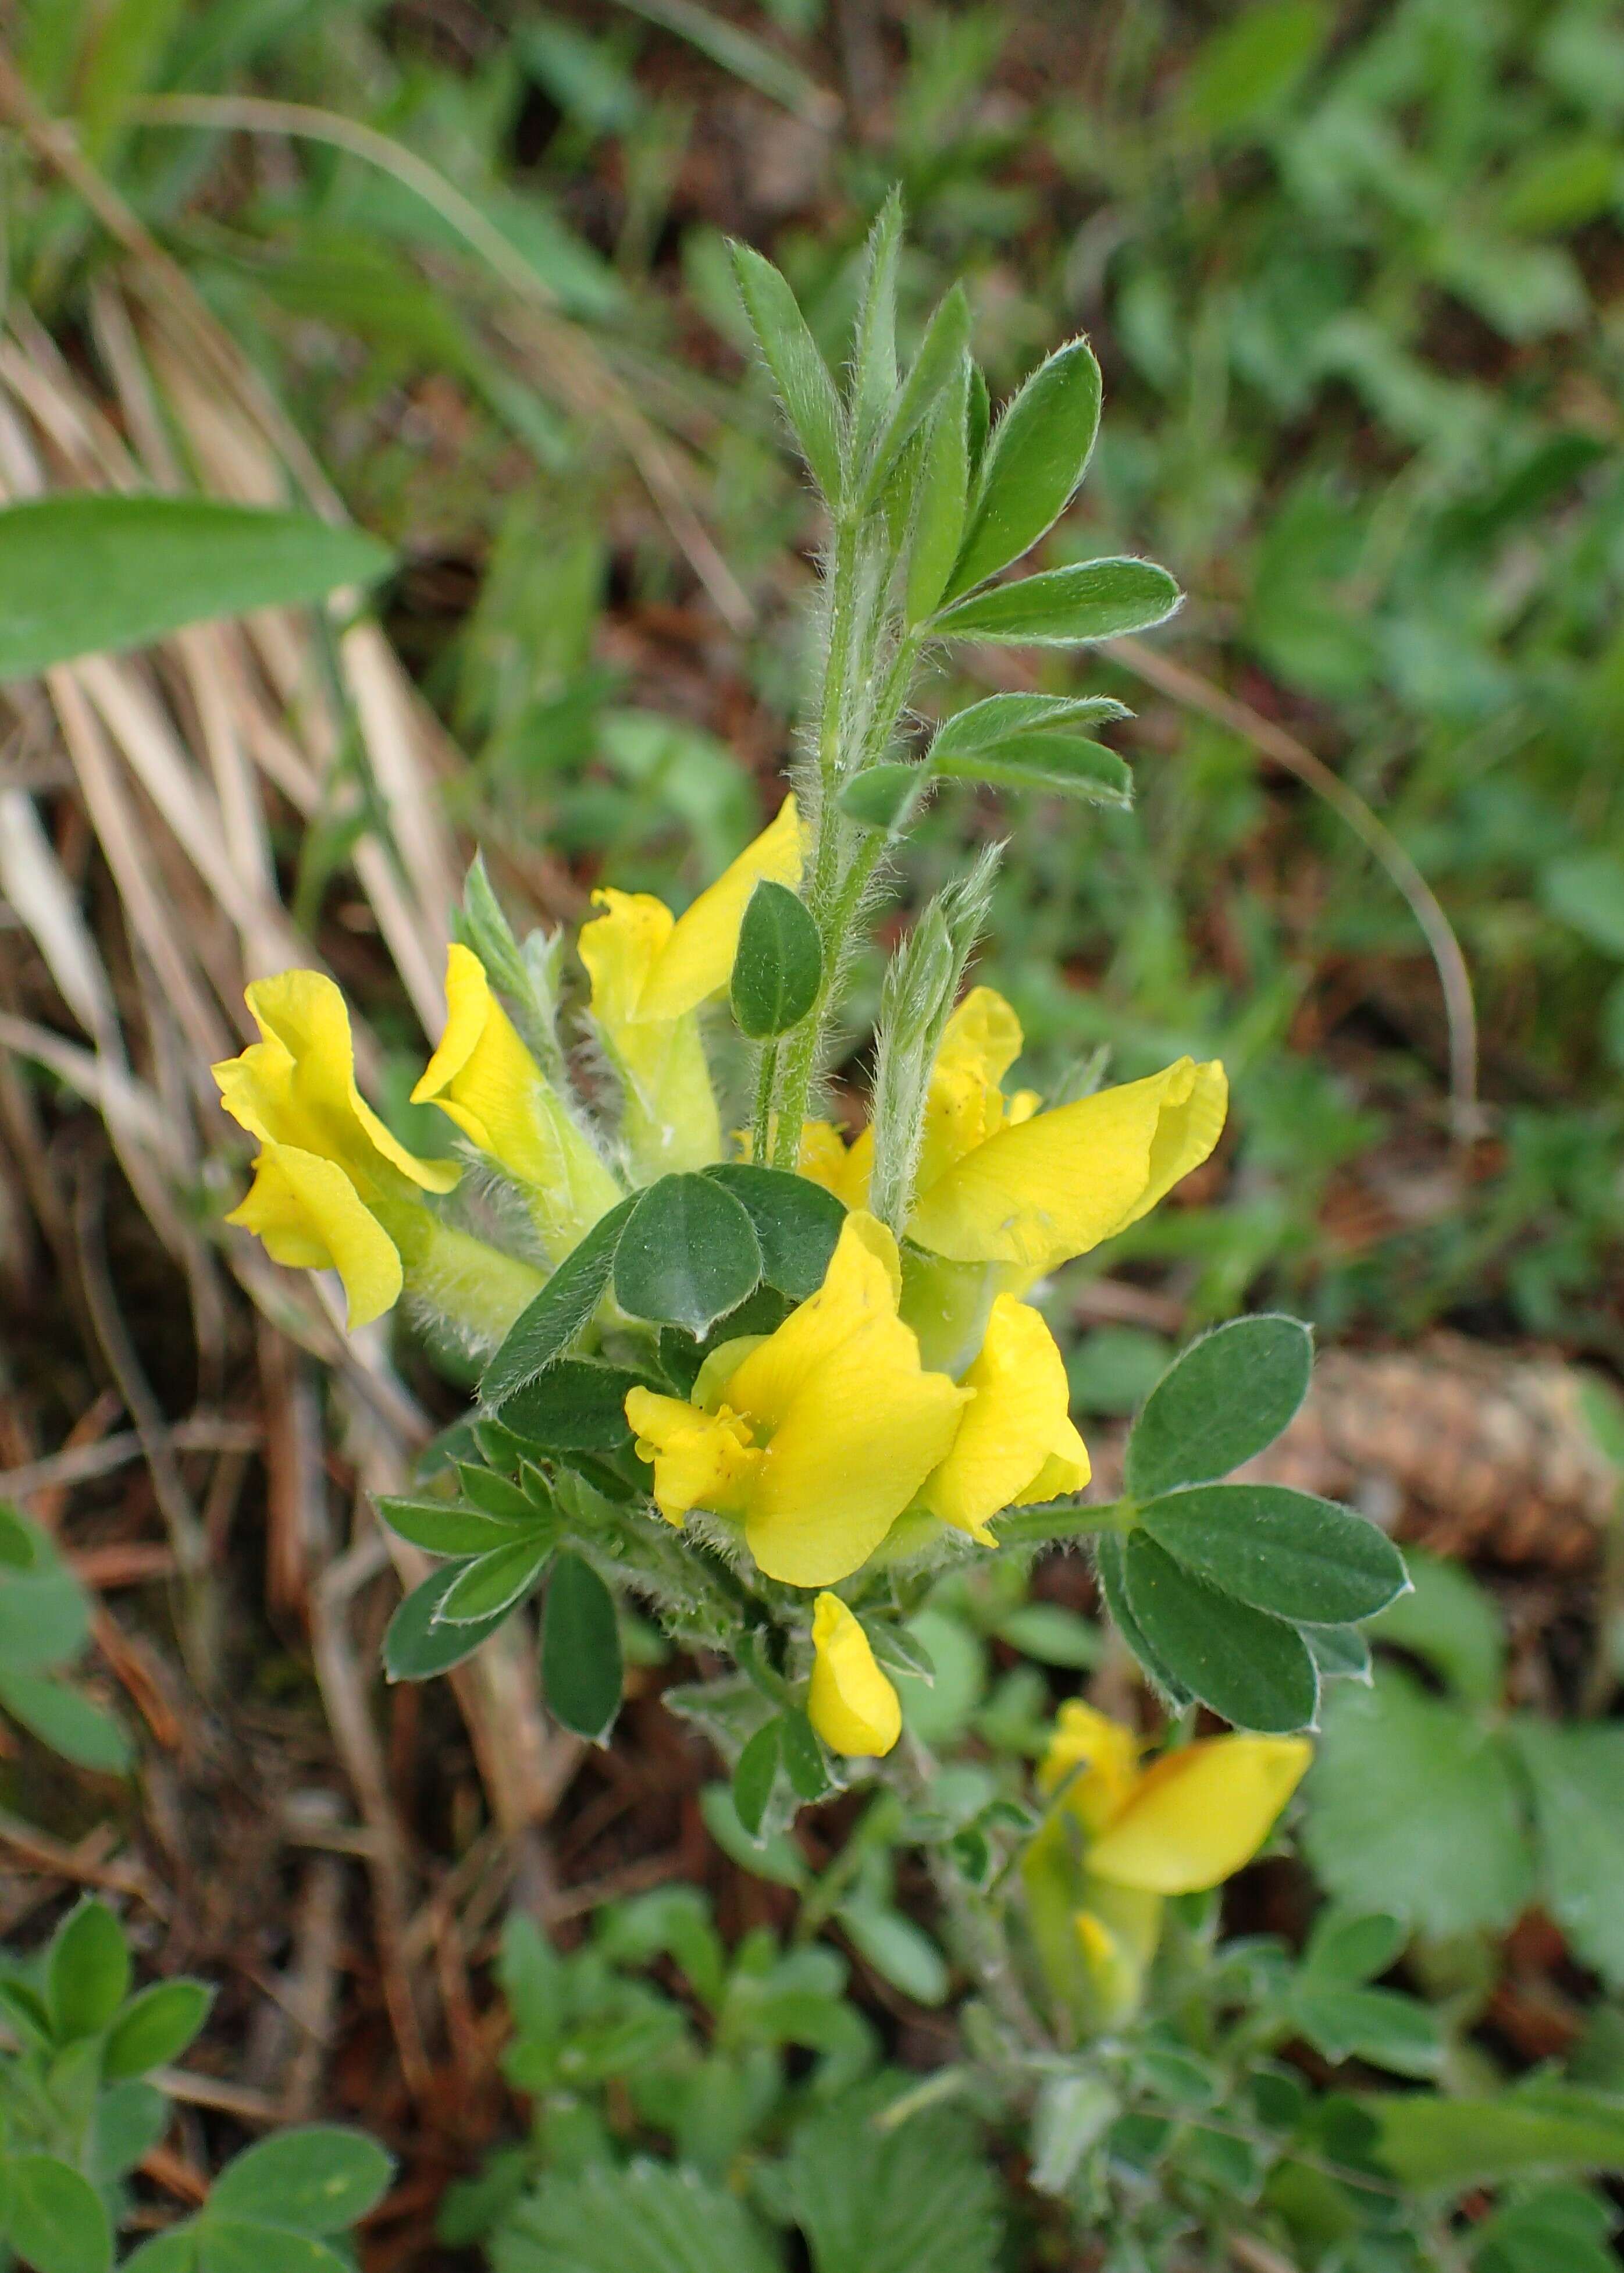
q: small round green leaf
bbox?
[931,557,1181,646]
[1122,1534,1319,1732]
[541,1552,622,1744]
[1138,1483,1408,1625]
[209,2127,393,2232]
[1125,1315,1315,1499]
[102,1980,214,2080]
[49,1899,130,2039]
[384,1567,514,1681]
[730,881,822,1040]
[9,2156,111,2273]
[613,1174,762,1338]
[196,2225,348,2273]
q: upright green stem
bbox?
[750,1040,779,1163]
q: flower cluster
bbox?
[214,810,1226,1763]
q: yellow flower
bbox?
[624,1210,967,1587]
[1039,1699,1310,1894]
[215,969,542,1339]
[808,1593,901,1757]
[412,945,622,1260]
[579,798,806,1179]
[919,1294,1089,1543]
[800,986,1227,1284]
[1024,1701,1310,2033]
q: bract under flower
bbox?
[625,1210,966,1587]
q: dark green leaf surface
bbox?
[373,1497,535,1557]
[1121,1534,1319,1731]
[1094,1531,1192,1709]
[614,1174,762,1336]
[732,1717,783,1839]
[384,1567,515,1680]
[1291,1984,1440,2076]
[933,732,1132,806]
[929,691,1132,762]
[1125,1315,1315,1497]
[932,557,1180,645]
[786,2100,1003,2273]
[494,2161,778,2273]
[730,880,822,1038]
[0,499,392,682]
[480,1195,636,1405]
[946,337,1102,597]
[702,1163,845,1299]
[434,1534,553,1624]
[1365,2083,1624,2191]
[863,283,971,499]
[1138,1483,1408,1624]
[904,365,971,623]
[498,1360,639,1451]
[541,1552,622,1743]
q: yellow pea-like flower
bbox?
[920,1293,1089,1543]
[214,969,541,1339]
[807,1593,901,1758]
[1039,1699,1310,1895]
[625,1210,967,1588]
[579,797,806,1180]
[799,986,1227,1285]
[412,944,622,1261]
[1024,1701,1310,2033]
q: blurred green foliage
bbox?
[11,0,1624,1367]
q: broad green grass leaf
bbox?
[1125,1315,1313,1497]
[540,1552,622,1743]
[1137,1484,1407,1625]
[946,337,1102,597]
[495,2160,779,2273]
[1122,1534,1319,1731]
[209,2128,393,2232]
[1301,1669,1532,1934]
[931,557,1180,646]
[0,499,391,682]
[480,1195,635,1406]
[1513,1721,1624,1988]
[613,1174,762,1336]
[731,881,822,1038]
